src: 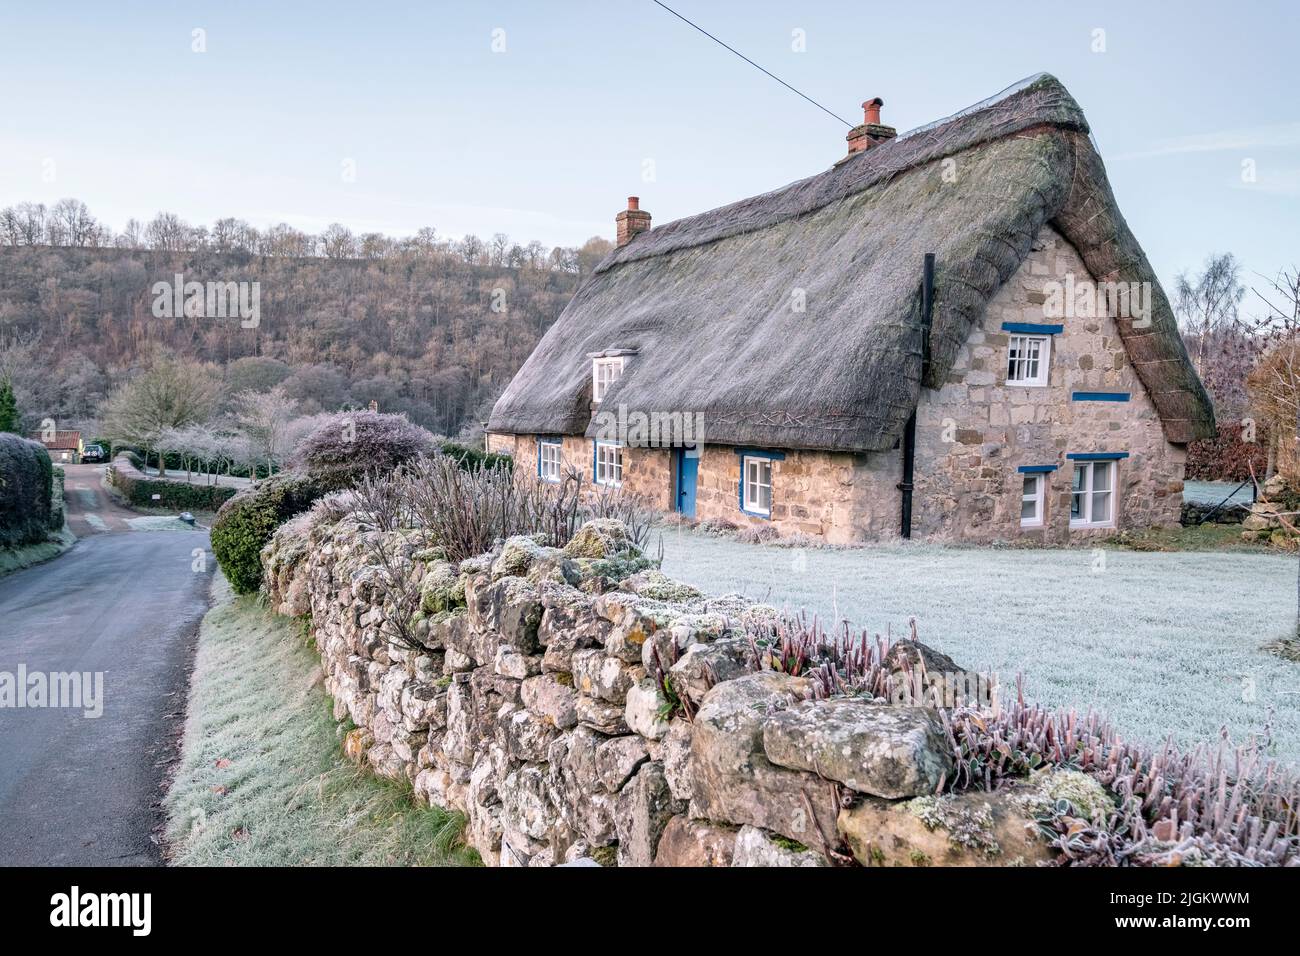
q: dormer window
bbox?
[592,356,625,403]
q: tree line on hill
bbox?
[0,198,613,442]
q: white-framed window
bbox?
[592,357,625,403]
[742,455,773,516]
[1006,334,1051,386]
[1070,460,1115,527]
[538,439,562,483]
[1020,473,1045,528]
[594,441,623,487]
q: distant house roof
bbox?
[32,430,82,451]
[488,73,1215,452]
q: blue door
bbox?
[675,447,698,518]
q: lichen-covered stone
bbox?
[653,815,737,867]
[1018,768,1115,822]
[466,575,543,652]
[491,535,548,579]
[615,761,683,867]
[620,569,703,603]
[576,694,630,735]
[494,646,542,680]
[594,734,650,792]
[419,561,465,614]
[521,674,578,729]
[667,637,757,707]
[689,673,838,854]
[525,548,581,587]
[537,584,610,672]
[624,678,672,740]
[661,718,694,803]
[762,698,954,799]
[499,763,556,841]
[546,729,617,845]
[838,790,1054,867]
[731,825,828,867]
[498,707,561,763]
[562,518,638,559]
[572,648,638,703]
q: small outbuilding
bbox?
[32,430,84,465]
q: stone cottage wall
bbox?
[486,433,900,545]
[261,513,1069,867]
[913,225,1185,543]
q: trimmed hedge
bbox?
[107,454,239,511]
[210,471,325,594]
[0,434,54,547]
[295,411,437,489]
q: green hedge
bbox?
[107,455,238,512]
[440,441,513,472]
[0,434,54,547]
[210,472,325,594]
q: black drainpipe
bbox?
[899,253,935,539]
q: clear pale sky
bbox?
[1,0,1296,303]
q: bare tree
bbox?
[1175,253,1247,372]
[50,198,97,247]
[102,359,220,475]
[232,384,300,480]
[321,223,357,259]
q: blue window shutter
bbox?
[1066,452,1129,461]
[1001,322,1064,335]
[1071,391,1130,402]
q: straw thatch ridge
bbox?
[488,74,1214,451]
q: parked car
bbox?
[81,443,108,463]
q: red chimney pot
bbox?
[862,98,884,125]
[615,197,652,247]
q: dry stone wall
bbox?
[262,511,1071,867]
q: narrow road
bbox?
[60,461,139,536]
[0,489,213,865]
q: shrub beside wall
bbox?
[1184,422,1269,482]
[210,472,324,594]
[0,434,54,547]
[107,454,238,512]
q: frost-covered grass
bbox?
[657,525,1300,765]
[126,515,203,532]
[0,528,76,577]
[165,575,478,866]
[1184,480,1255,506]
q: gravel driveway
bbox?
[658,525,1300,765]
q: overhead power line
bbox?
[650,0,853,128]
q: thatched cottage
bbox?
[487,74,1214,544]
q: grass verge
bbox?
[0,528,76,578]
[164,574,478,866]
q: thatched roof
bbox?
[489,74,1214,451]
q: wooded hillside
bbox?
[0,216,607,437]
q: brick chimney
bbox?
[844,97,897,156]
[615,196,651,247]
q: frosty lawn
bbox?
[658,526,1300,765]
[1183,480,1255,507]
[165,576,478,866]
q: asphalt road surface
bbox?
[0,485,213,865]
